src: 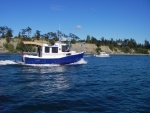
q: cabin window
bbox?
[62,45,70,52]
[52,47,58,53]
[45,47,49,53]
[62,45,66,52]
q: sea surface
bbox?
[0,54,150,113]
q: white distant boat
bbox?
[94,52,110,57]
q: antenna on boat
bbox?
[58,24,60,41]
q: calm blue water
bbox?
[0,54,150,113]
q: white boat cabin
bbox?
[22,41,76,58]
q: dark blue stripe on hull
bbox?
[24,52,84,64]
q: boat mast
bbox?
[58,24,60,41]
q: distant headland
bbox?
[0,26,150,55]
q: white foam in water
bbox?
[0,60,18,65]
[0,60,60,67]
[69,58,87,65]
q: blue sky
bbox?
[1,0,150,43]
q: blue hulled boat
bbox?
[22,41,84,64]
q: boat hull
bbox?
[23,52,84,64]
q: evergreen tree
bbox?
[35,30,41,40]
[26,27,32,38]
[0,26,9,38]
[86,35,91,43]
[144,40,150,49]
[6,29,13,38]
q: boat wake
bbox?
[0,60,22,65]
[24,63,61,67]
[68,58,87,65]
[0,58,87,66]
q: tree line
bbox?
[0,26,150,54]
[85,35,150,54]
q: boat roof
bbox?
[22,41,44,46]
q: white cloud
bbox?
[75,25,82,29]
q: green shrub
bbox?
[136,48,149,54]
[114,48,117,52]
[3,43,15,52]
[123,46,131,53]
[96,47,102,53]
[16,42,23,51]
[71,39,76,44]
[109,45,114,51]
